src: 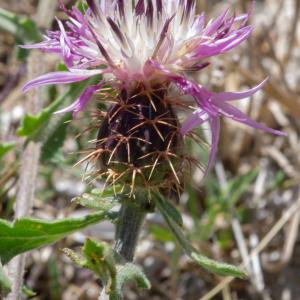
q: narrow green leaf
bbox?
[0,8,18,36]
[0,261,11,295]
[0,8,41,42]
[155,193,247,279]
[153,192,183,227]
[0,142,15,159]
[22,285,37,297]
[268,170,286,191]
[0,8,41,60]
[227,169,258,206]
[190,253,246,278]
[17,113,48,138]
[40,113,70,163]
[0,211,109,265]
[47,256,61,299]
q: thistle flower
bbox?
[23,0,285,194]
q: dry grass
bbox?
[0,0,299,299]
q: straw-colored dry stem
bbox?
[5,2,57,299]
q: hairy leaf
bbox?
[191,252,246,277]
[64,239,150,300]
[0,212,109,265]
[74,186,121,210]
[63,239,116,283]
[116,263,151,291]
[153,192,183,226]
[155,193,247,278]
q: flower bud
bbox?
[96,84,184,195]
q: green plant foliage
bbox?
[194,170,259,242]
[0,211,111,265]
[153,192,183,227]
[64,239,116,283]
[74,186,122,210]
[115,263,151,293]
[83,239,116,279]
[0,142,15,160]
[206,169,258,210]
[154,192,247,279]
[268,170,286,191]
[0,8,41,42]
[0,261,11,295]
[21,285,37,297]
[47,256,61,300]
[148,224,175,243]
[76,1,89,13]
[40,113,71,163]
[64,239,150,300]
[0,8,41,60]
[226,169,259,206]
[190,252,245,278]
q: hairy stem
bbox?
[113,201,146,262]
[5,2,56,299]
[99,199,147,300]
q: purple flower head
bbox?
[23,0,286,181]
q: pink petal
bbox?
[181,109,208,135]
[191,13,205,33]
[22,70,103,93]
[213,78,268,102]
[192,26,252,58]
[206,117,220,173]
[214,101,287,136]
[204,9,230,36]
[54,82,104,117]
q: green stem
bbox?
[113,200,146,262]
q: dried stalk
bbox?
[5,1,56,299]
[215,162,264,293]
[5,142,41,300]
[234,64,300,119]
[199,192,300,300]
[284,0,300,63]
